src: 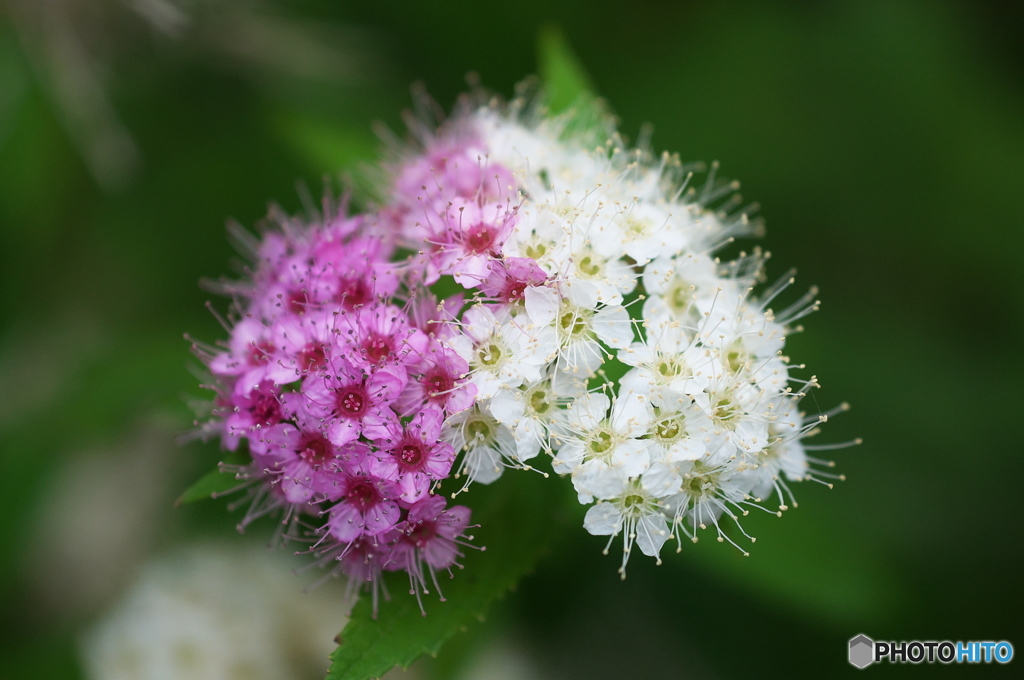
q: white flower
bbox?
[583,463,680,576]
[507,189,640,309]
[664,459,759,555]
[81,544,345,680]
[488,371,578,462]
[503,201,571,273]
[553,194,640,307]
[476,109,606,194]
[645,401,712,463]
[523,284,634,391]
[686,371,773,458]
[443,401,519,486]
[560,244,636,308]
[619,318,720,407]
[429,103,844,569]
[614,198,691,264]
[448,304,546,399]
[747,394,835,510]
[642,253,729,326]
[552,391,652,503]
[700,302,792,393]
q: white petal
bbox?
[618,343,654,368]
[472,371,503,400]
[603,258,638,295]
[552,440,585,474]
[462,304,498,342]
[611,392,652,435]
[610,439,651,478]
[563,279,599,309]
[641,463,682,497]
[635,513,669,557]
[466,444,503,484]
[524,285,560,325]
[620,367,655,397]
[573,460,628,500]
[489,388,525,426]
[514,419,545,462]
[448,335,474,362]
[557,339,604,379]
[666,436,706,462]
[583,503,622,536]
[641,257,674,295]
[593,306,634,348]
[571,392,610,430]
[517,325,558,365]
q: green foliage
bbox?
[537,25,610,141]
[537,25,596,115]
[275,112,379,177]
[176,451,250,506]
[326,473,560,680]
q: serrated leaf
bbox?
[326,472,558,680]
[176,451,249,506]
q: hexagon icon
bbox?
[849,634,874,669]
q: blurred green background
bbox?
[1,0,1022,678]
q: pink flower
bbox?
[433,198,518,288]
[325,458,402,542]
[337,304,430,371]
[251,420,365,504]
[254,244,338,321]
[313,234,400,311]
[334,532,396,613]
[388,495,474,607]
[297,355,406,446]
[397,345,475,416]
[480,257,547,304]
[386,134,517,286]
[269,310,338,382]
[210,318,295,394]
[408,291,463,342]
[391,139,512,212]
[224,380,284,440]
[369,406,455,504]
[204,453,301,537]
[195,161,495,610]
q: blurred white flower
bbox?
[80,543,348,680]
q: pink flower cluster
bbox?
[197,205,479,607]
[382,130,544,298]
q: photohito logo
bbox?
[849,635,874,669]
[848,634,1014,668]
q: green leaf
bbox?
[326,472,559,680]
[537,26,608,139]
[537,25,596,114]
[176,451,249,506]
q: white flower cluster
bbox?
[392,101,848,576]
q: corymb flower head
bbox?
[188,78,852,613]
[373,89,851,576]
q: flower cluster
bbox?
[193,88,847,597]
[193,206,477,608]
[379,99,846,576]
